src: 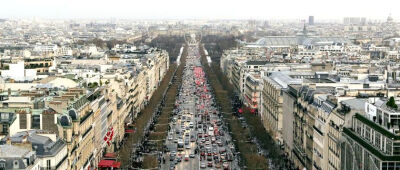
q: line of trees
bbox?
[148,36,185,62]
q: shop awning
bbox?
[98,160,121,168]
[104,153,117,159]
[125,129,134,133]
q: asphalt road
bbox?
[160,45,239,170]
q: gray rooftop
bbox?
[341,98,367,111]
[268,72,302,89]
[1,130,66,158]
[0,144,35,158]
[253,36,351,47]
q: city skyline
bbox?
[1,0,399,20]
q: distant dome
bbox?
[59,115,71,127]
[68,109,77,120]
[387,14,394,23]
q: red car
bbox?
[208,162,213,167]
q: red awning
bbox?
[125,129,134,133]
[104,153,117,158]
[98,160,121,168]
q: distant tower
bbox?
[309,16,314,25]
[387,13,394,23]
[302,24,308,36]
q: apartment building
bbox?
[261,72,301,145]
[341,99,400,170]
[1,130,68,170]
[0,144,40,170]
[243,73,261,109]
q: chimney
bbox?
[22,132,28,143]
[309,83,316,89]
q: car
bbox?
[214,157,220,163]
[220,154,226,161]
[185,133,189,137]
[170,151,176,157]
[177,156,182,162]
[184,155,189,161]
[170,156,175,161]
[186,145,191,149]
[223,162,229,170]
[191,138,196,142]
[227,153,233,161]
[217,141,223,147]
[170,164,175,170]
[207,155,212,161]
[219,147,226,153]
[200,163,207,169]
[189,153,195,158]
[208,162,213,167]
[215,163,221,168]
[211,137,216,142]
[168,136,173,140]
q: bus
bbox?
[177,139,184,151]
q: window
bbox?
[0,113,9,120]
[365,126,371,142]
[13,160,18,169]
[47,160,51,169]
[2,125,7,134]
[375,133,381,149]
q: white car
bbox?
[168,136,173,140]
[200,163,207,169]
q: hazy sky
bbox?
[1,0,399,20]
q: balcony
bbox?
[354,113,400,140]
[80,110,93,125]
[343,127,400,161]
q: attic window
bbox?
[13,160,18,168]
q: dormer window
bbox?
[13,160,18,169]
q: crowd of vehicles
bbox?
[162,45,237,170]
